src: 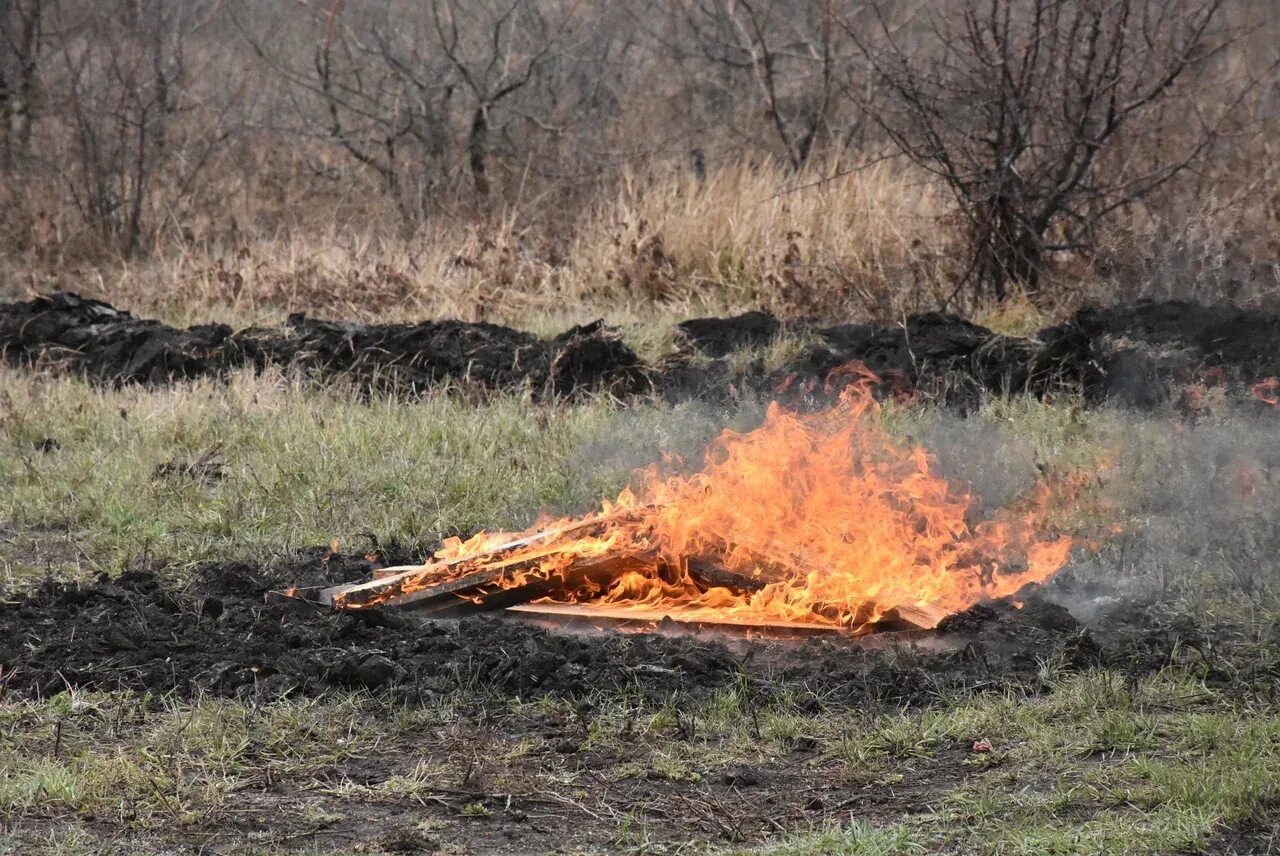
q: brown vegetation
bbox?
[1,0,1277,326]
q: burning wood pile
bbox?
[304,366,1078,638]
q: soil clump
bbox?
[5,292,1280,409]
[0,292,645,397]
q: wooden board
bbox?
[321,508,646,608]
[504,602,849,635]
[505,600,951,637]
[684,557,767,594]
[329,551,657,611]
[874,602,950,631]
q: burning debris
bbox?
[305,366,1079,636]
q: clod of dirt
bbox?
[0,292,644,398]
[547,320,647,395]
[335,653,403,689]
[675,311,782,357]
[721,766,762,787]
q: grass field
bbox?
[2,354,1279,854]
[3,0,1279,849]
[3,671,1277,854]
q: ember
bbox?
[320,365,1077,635]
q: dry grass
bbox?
[5,148,1273,336]
[1,160,958,331]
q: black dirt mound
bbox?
[675,311,782,357]
[5,293,1280,409]
[0,292,645,397]
[768,311,1082,410]
[1067,300,1280,408]
[731,299,1280,410]
[0,552,1203,708]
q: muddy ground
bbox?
[4,292,1280,409]
[3,551,1277,855]
[0,545,1254,710]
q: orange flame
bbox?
[360,365,1078,632]
[1251,377,1280,409]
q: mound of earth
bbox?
[0,549,1214,708]
[0,292,645,397]
[1068,301,1280,408]
[4,292,1280,409]
[675,311,782,357]
[764,312,1079,411]
[665,300,1280,410]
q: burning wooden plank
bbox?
[326,550,656,612]
[684,557,767,594]
[876,602,950,631]
[503,602,849,636]
[322,508,646,609]
[310,501,960,636]
[420,554,659,615]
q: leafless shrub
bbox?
[672,0,869,170]
[245,0,632,219]
[1,0,244,257]
[852,0,1256,302]
[1,0,1277,322]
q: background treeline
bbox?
[1,0,1277,322]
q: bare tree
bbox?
[251,0,597,215]
[0,0,44,166]
[41,0,235,254]
[676,0,866,170]
[305,1,454,208]
[431,0,576,199]
[854,0,1242,301]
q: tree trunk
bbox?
[977,196,1043,300]
[468,104,489,199]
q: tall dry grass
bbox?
[1,159,959,330]
[4,151,1273,335]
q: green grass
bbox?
[0,366,739,581]
[0,364,1131,586]
[0,672,1275,854]
[3,367,1280,852]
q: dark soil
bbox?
[759,300,1280,411]
[1203,819,1280,854]
[6,292,1280,409]
[2,551,1272,855]
[675,310,782,357]
[0,292,645,397]
[0,547,1230,708]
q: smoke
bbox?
[1048,412,1280,622]
[562,398,769,514]
[569,387,1280,621]
[909,416,1041,518]
[892,401,1280,619]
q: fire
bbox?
[1251,377,1280,408]
[338,365,1079,633]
